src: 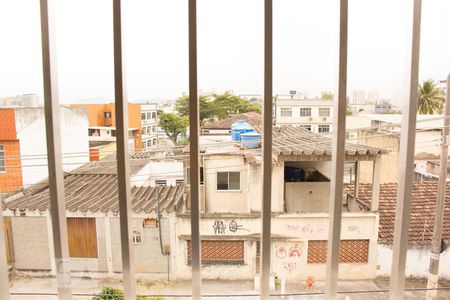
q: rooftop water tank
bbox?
[240,132,261,148]
[231,120,254,141]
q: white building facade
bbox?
[141,103,158,150]
[274,95,334,134]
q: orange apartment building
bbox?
[71,103,158,152]
[0,109,22,193]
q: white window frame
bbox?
[318,124,330,133]
[300,107,312,117]
[280,107,292,117]
[216,171,241,191]
[300,124,312,132]
[0,145,5,173]
[319,107,331,117]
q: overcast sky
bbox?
[1,0,449,105]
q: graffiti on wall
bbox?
[275,242,304,274]
[213,220,226,234]
[212,219,248,234]
[286,223,327,235]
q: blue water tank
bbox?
[231,120,254,141]
[240,132,261,148]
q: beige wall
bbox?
[357,130,399,183]
[176,213,379,280]
[110,217,170,273]
[11,217,51,270]
[285,182,330,213]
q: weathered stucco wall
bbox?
[175,213,379,280]
[204,156,249,213]
[15,107,89,186]
[377,244,450,279]
[110,217,170,273]
[285,182,330,213]
[248,163,284,213]
[11,216,51,270]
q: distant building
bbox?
[0,94,39,107]
[374,100,392,113]
[351,90,366,105]
[0,107,89,193]
[366,90,379,103]
[239,94,263,104]
[70,102,158,151]
[274,94,333,133]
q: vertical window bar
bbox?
[389,0,422,299]
[260,0,273,298]
[0,208,10,299]
[39,0,72,298]
[112,1,136,299]
[188,0,201,298]
[325,0,348,298]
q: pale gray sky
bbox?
[1,0,449,105]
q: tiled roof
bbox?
[202,112,262,131]
[273,126,387,157]
[3,174,184,214]
[345,182,450,244]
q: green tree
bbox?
[417,79,444,114]
[158,112,188,145]
[175,95,215,124]
[211,92,261,119]
[320,91,334,100]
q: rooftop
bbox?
[345,182,450,244]
[2,173,183,214]
[202,112,262,132]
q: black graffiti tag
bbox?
[213,220,226,234]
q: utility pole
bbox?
[426,74,450,300]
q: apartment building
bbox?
[274,94,333,134]
[179,126,386,281]
[0,107,89,193]
[71,102,158,151]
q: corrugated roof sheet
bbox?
[273,126,387,156]
[345,182,450,244]
[3,174,184,214]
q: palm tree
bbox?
[417,79,444,114]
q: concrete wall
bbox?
[357,130,398,183]
[110,217,170,273]
[11,217,51,270]
[203,156,250,213]
[176,213,379,280]
[377,244,450,279]
[248,163,284,213]
[10,215,172,275]
[131,160,183,187]
[285,182,330,213]
[14,107,90,186]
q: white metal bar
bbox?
[389,0,422,299]
[39,0,72,298]
[325,0,348,298]
[371,156,381,211]
[0,208,11,300]
[188,0,201,298]
[260,0,273,298]
[426,73,450,299]
[112,1,136,299]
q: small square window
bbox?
[141,113,146,120]
[0,145,5,173]
[133,231,142,244]
[217,172,240,191]
[143,218,157,228]
[319,108,330,117]
[147,112,151,119]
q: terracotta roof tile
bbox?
[345,182,450,244]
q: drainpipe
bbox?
[156,184,170,281]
